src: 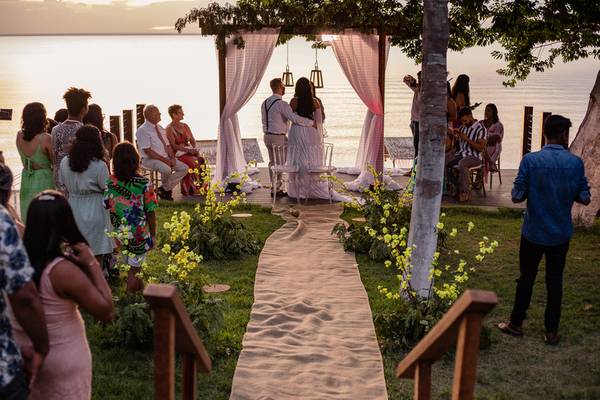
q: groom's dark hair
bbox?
[270,78,283,92]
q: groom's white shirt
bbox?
[261,94,313,134]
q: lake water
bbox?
[0,35,597,174]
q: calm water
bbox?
[0,35,597,174]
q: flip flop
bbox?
[496,322,523,337]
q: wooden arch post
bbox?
[376,30,386,175]
[218,33,227,116]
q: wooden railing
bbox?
[396,289,498,400]
[144,284,212,400]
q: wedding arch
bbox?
[174,0,419,191]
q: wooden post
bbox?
[153,308,175,400]
[521,106,533,156]
[414,361,431,400]
[136,104,146,129]
[218,34,227,116]
[109,116,121,142]
[182,354,197,400]
[451,313,484,400]
[540,112,552,148]
[376,31,386,175]
[123,109,133,143]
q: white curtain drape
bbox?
[215,28,280,191]
[331,31,399,191]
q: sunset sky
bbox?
[0,0,218,34]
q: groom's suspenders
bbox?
[264,98,281,133]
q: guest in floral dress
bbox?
[165,104,206,196]
[104,142,158,292]
[483,103,504,164]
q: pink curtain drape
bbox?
[331,31,397,191]
[216,28,280,190]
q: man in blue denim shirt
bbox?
[497,115,591,345]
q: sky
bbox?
[0,0,217,35]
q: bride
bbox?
[287,78,352,202]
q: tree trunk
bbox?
[407,0,449,297]
[569,69,600,227]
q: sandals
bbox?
[496,322,523,337]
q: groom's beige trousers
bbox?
[264,133,287,191]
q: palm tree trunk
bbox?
[407,0,450,297]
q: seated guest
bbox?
[165,104,206,196]
[84,104,118,161]
[104,142,158,292]
[0,164,25,236]
[54,108,68,124]
[10,190,114,400]
[446,107,487,202]
[51,87,92,192]
[16,102,55,220]
[136,104,187,201]
[482,103,504,165]
[60,125,114,263]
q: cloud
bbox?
[0,0,214,34]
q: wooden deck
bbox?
[174,168,524,210]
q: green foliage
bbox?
[176,0,599,86]
[188,214,261,260]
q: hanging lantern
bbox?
[282,42,294,87]
[310,47,324,89]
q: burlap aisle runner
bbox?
[229,204,388,400]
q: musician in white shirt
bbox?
[261,78,314,196]
[136,105,187,200]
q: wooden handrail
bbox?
[396,289,498,400]
[144,284,212,400]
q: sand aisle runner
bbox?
[230,205,388,400]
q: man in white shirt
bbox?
[261,78,314,196]
[136,105,187,200]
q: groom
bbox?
[261,78,314,196]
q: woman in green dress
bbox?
[16,102,55,220]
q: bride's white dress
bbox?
[286,108,353,202]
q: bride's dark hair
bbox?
[294,77,314,118]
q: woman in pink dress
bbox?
[165,104,206,195]
[483,103,504,164]
[10,190,114,400]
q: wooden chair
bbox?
[396,290,498,400]
[140,166,161,189]
[144,284,212,400]
[469,164,486,198]
[270,144,300,207]
[488,154,502,190]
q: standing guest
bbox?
[261,78,313,196]
[16,102,55,220]
[445,81,458,157]
[83,104,118,161]
[0,204,49,400]
[136,105,187,201]
[51,87,91,192]
[59,125,114,263]
[446,107,487,202]
[53,108,68,124]
[0,150,4,165]
[165,105,206,196]
[46,118,59,134]
[497,115,590,345]
[403,71,421,157]
[104,142,158,292]
[0,165,25,236]
[482,103,504,164]
[10,191,114,400]
[451,74,471,111]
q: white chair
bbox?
[307,143,335,204]
[270,144,300,207]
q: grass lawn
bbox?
[88,203,599,399]
[88,202,284,399]
[348,207,600,400]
